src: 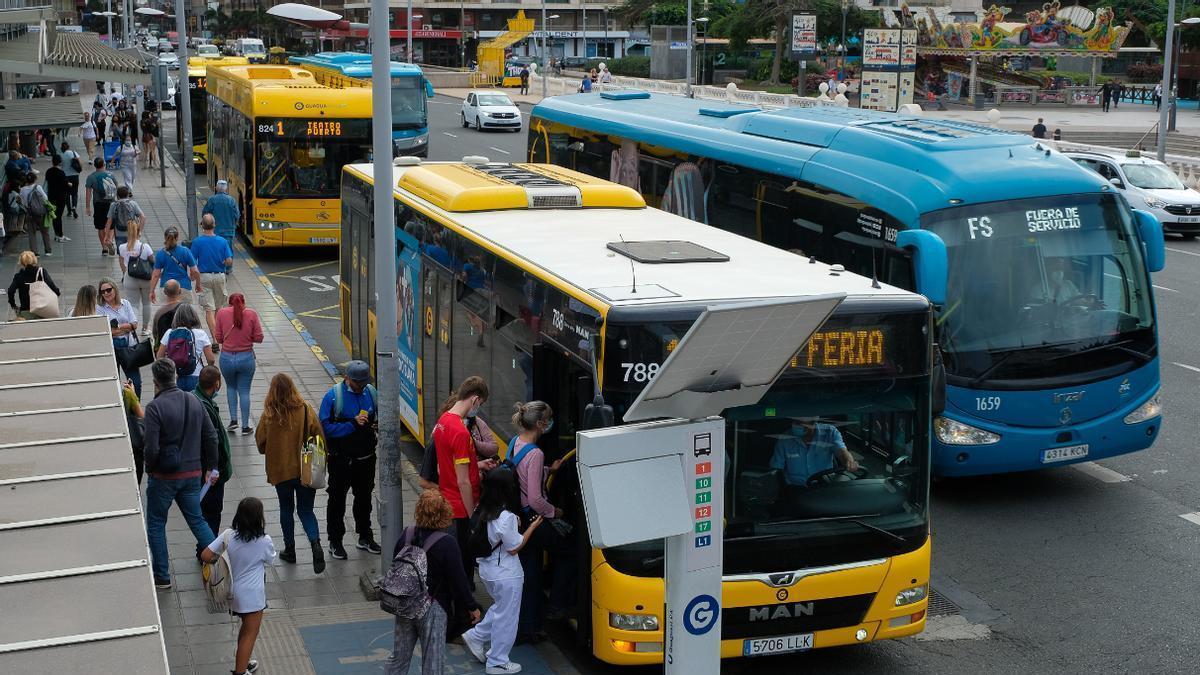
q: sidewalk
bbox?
[3,117,575,674]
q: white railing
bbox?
[531,73,848,109]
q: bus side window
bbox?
[637,155,676,209]
[706,162,760,238]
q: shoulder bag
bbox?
[300,406,328,489]
[127,243,153,280]
[118,329,154,372]
[27,268,59,318]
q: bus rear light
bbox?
[1124,392,1161,424]
[934,417,1000,445]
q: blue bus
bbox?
[528,92,1166,477]
[290,52,435,157]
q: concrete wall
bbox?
[424,70,474,89]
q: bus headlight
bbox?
[1124,392,1162,424]
[934,417,1000,445]
[895,584,928,607]
[609,612,659,631]
[413,135,427,145]
[258,220,288,231]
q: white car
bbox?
[158,51,180,69]
[196,44,220,59]
[461,91,522,132]
[1067,149,1200,239]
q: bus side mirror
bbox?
[1132,209,1165,272]
[896,229,948,306]
[424,79,435,98]
[932,345,946,416]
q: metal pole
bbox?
[840,0,847,82]
[581,0,586,62]
[1171,26,1182,131]
[541,0,548,99]
[106,0,113,48]
[407,0,413,62]
[174,0,197,237]
[895,26,902,112]
[1160,0,1177,161]
[685,0,693,88]
[371,0,403,581]
[460,0,465,67]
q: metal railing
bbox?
[531,73,844,110]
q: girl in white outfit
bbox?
[202,497,276,675]
[117,218,154,331]
[462,469,543,675]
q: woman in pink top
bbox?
[215,293,264,435]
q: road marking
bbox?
[1105,271,1177,293]
[1173,362,1200,374]
[1166,246,1200,257]
[267,259,337,278]
[488,146,511,155]
[443,132,458,138]
[1072,461,1131,483]
[1179,512,1200,526]
[300,275,336,292]
[297,304,341,320]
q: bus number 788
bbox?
[621,362,660,383]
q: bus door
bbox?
[421,262,455,443]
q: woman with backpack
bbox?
[200,497,275,675]
[384,489,481,675]
[20,171,52,257]
[255,373,326,573]
[117,218,155,330]
[97,275,143,397]
[216,293,264,434]
[461,470,542,675]
[156,303,214,392]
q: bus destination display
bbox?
[256,118,371,139]
[796,328,889,370]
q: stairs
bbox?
[476,10,535,86]
[1059,130,1200,157]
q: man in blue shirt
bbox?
[201,179,240,250]
[149,226,202,304]
[319,360,380,560]
[191,214,234,337]
[770,420,859,486]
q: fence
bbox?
[531,72,844,110]
[994,86,1103,107]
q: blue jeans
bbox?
[145,475,216,580]
[177,374,199,392]
[219,350,256,425]
[276,478,320,547]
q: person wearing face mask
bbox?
[1029,258,1081,304]
[770,418,859,486]
[433,376,490,585]
[319,360,380,560]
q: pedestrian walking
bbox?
[156,303,215,392]
[149,226,203,305]
[152,279,184,343]
[461,470,542,675]
[97,276,143,397]
[200,497,274,675]
[61,141,82,219]
[192,215,233,337]
[20,170,53,257]
[84,158,118,255]
[384,489,481,675]
[118,218,155,329]
[195,365,233,556]
[1031,118,1047,139]
[68,284,97,317]
[256,373,327,573]
[215,293,263,432]
[144,357,218,589]
[202,180,241,251]
[1113,81,1122,109]
[94,107,107,148]
[1101,82,1111,112]
[7,251,60,319]
[319,360,381,560]
[123,379,146,484]
[116,134,139,187]
[141,110,159,169]
[105,185,146,249]
[45,155,69,243]
[433,376,489,581]
[80,112,98,160]
[1155,82,1163,111]
[519,66,529,96]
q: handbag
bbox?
[117,332,154,372]
[128,243,153,280]
[201,530,234,611]
[300,406,328,489]
[27,267,59,318]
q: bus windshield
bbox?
[189,77,206,144]
[255,119,371,200]
[924,193,1155,384]
[391,77,427,130]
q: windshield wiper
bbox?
[267,197,284,205]
[969,350,1022,386]
[760,514,908,546]
[1048,339,1151,364]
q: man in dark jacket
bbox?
[144,357,218,588]
[194,364,232,558]
[319,360,379,560]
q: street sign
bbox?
[791,13,817,60]
[151,64,169,102]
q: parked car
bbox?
[1067,148,1200,239]
[460,90,522,131]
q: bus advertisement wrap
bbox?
[396,229,422,437]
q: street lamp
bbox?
[97,9,116,46]
[540,7,559,98]
[1159,0,1179,161]
[695,17,709,86]
[409,14,423,63]
[1169,16,1200,131]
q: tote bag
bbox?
[28,268,59,318]
[300,406,328,489]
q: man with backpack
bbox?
[19,171,52,257]
[319,360,380,560]
[84,157,118,255]
[143,358,218,589]
[104,185,145,250]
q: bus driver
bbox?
[771,419,859,486]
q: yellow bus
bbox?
[206,64,374,248]
[184,56,248,169]
[339,160,934,665]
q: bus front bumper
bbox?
[393,134,428,158]
[252,224,339,248]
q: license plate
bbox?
[1177,216,1200,223]
[743,633,814,657]
[309,237,337,244]
[1041,444,1089,463]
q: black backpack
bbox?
[467,509,501,560]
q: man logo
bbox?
[683,594,720,636]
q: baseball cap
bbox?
[346,360,371,383]
[216,179,228,189]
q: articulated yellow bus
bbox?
[184,56,248,169]
[339,160,934,665]
[206,64,373,247]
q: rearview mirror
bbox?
[896,229,948,306]
[932,345,946,416]
[1109,177,1124,189]
[1132,208,1165,272]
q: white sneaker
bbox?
[462,629,487,664]
[485,664,522,675]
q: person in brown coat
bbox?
[255,373,326,573]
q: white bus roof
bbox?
[348,162,922,310]
[0,316,169,674]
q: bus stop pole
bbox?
[173,0,197,238]
[371,0,405,580]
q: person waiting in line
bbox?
[68,284,98,317]
[117,218,155,331]
[319,360,381,560]
[384,490,481,675]
[216,293,263,434]
[97,276,142,397]
[257,372,327,573]
[149,226,203,305]
[770,418,859,486]
[156,303,216,392]
[195,365,233,559]
[419,388,499,491]
[144,357,218,589]
[433,376,490,583]
[200,497,275,675]
[192,215,234,339]
[507,400,565,644]
[7,251,60,320]
[462,470,543,675]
